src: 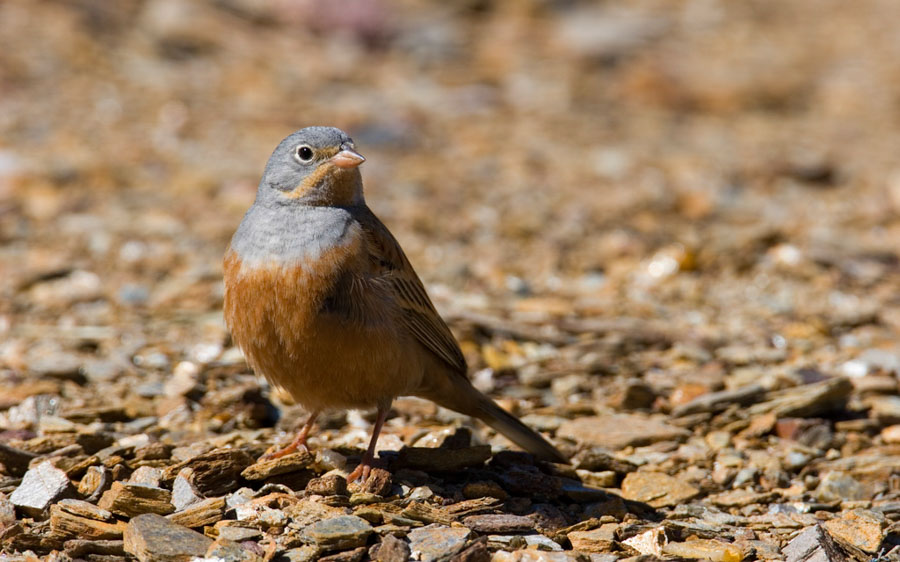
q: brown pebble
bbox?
[124,513,213,562]
[98,481,174,517]
[307,473,349,496]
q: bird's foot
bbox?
[260,439,309,461]
[346,461,372,484]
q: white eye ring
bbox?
[295,145,314,162]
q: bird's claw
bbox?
[260,441,309,461]
[347,463,372,484]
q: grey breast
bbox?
[230,203,357,267]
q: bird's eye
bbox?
[295,145,314,162]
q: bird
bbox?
[223,126,566,482]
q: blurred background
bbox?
[1,0,899,437]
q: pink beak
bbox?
[331,148,365,169]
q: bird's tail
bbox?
[474,393,568,464]
[420,375,567,464]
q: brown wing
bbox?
[355,207,468,376]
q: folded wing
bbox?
[355,208,468,376]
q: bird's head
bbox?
[258,126,366,207]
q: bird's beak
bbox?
[330,148,365,169]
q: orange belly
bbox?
[223,250,423,411]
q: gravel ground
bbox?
[2,1,900,560]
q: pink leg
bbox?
[347,406,390,483]
[262,410,319,460]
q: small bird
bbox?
[224,126,566,482]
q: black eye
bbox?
[296,146,314,162]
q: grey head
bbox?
[231,127,367,264]
[254,126,366,208]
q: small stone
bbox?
[29,270,102,307]
[706,431,732,451]
[38,414,78,434]
[443,497,503,519]
[397,445,491,472]
[0,493,15,526]
[373,523,410,536]
[217,524,263,542]
[672,385,766,417]
[316,449,348,471]
[372,533,410,562]
[407,486,434,502]
[82,358,126,382]
[522,534,564,551]
[320,546,367,562]
[167,496,225,528]
[63,539,126,558]
[584,497,628,520]
[553,5,666,59]
[131,441,172,461]
[123,513,213,562]
[412,427,473,448]
[27,352,84,381]
[78,465,110,502]
[815,472,866,503]
[50,503,127,540]
[407,524,471,562]
[519,414,567,433]
[607,379,656,410]
[241,451,314,480]
[557,414,690,449]
[0,443,38,477]
[866,395,900,423]
[283,497,348,526]
[576,469,617,488]
[881,424,900,444]
[164,361,202,398]
[782,525,846,562]
[567,523,618,553]
[492,552,578,562]
[622,527,666,557]
[349,492,385,506]
[278,545,320,562]
[573,448,637,474]
[662,539,744,561]
[170,442,214,462]
[462,481,508,500]
[822,509,885,554]
[353,505,384,525]
[620,471,700,508]
[301,515,373,552]
[401,502,455,526]
[732,467,758,488]
[748,378,852,418]
[463,514,533,533]
[163,448,254,494]
[129,465,163,487]
[57,498,114,521]
[707,489,778,508]
[453,537,492,561]
[98,481,174,517]
[359,467,392,496]
[206,537,263,561]
[306,473,348,496]
[497,465,561,498]
[9,460,72,516]
[171,469,202,511]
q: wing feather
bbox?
[355,208,468,375]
